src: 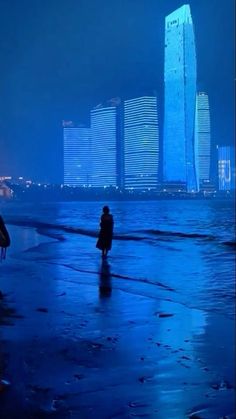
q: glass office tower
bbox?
[124,96,159,190]
[163,4,199,192]
[63,125,91,187]
[90,106,117,187]
[217,146,235,191]
[196,92,211,188]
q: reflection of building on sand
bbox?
[99,260,112,297]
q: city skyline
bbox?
[61,6,217,193]
[62,89,217,192]
[0,0,234,182]
[63,96,160,191]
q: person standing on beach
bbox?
[96,206,114,258]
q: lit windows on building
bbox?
[124,96,159,190]
[63,125,91,187]
[163,4,199,192]
[217,146,235,191]
[90,106,117,188]
[196,92,211,188]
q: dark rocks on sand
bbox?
[211,380,234,390]
[155,312,174,318]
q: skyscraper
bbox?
[63,124,91,187]
[90,105,117,188]
[124,96,159,190]
[217,146,235,191]
[196,92,211,188]
[163,4,199,192]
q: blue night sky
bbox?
[0,0,234,182]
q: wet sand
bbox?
[0,224,235,418]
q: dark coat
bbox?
[0,216,11,248]
[96,213,114,251]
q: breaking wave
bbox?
[7,219,152,242]
[6,218,232,245]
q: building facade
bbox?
[90,106,117,188]
[217,146,235,191]
[63,125,91,187]
[163,4,199,192]
[196,92,211,188]
[124,96,159,190]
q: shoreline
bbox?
[1,194,235,204]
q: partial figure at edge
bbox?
[0,215,11,262]
[96,206,114,258]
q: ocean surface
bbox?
[2,199,235,318]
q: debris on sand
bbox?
[74,373,85,380]
[138,376,153,384]
[29,384,51,394]
[128,401,149,408]
[0,303,23,325]
[154,312,174,318]
[211,380,234,390]
[36,307,49,313]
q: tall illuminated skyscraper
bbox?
[90,105,117,187]
[163,4,199,192]
[124,96,159,190]
[63,123,91,186]
[196,92,211,187]
[217,146,235,191]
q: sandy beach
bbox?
[0,201,235,418]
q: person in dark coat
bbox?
[96,206,114,258]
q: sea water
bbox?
[3,199,235,318]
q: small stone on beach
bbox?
[36,307,48,313]
[157,313,174,318]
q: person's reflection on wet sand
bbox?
[99,259,112,298]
